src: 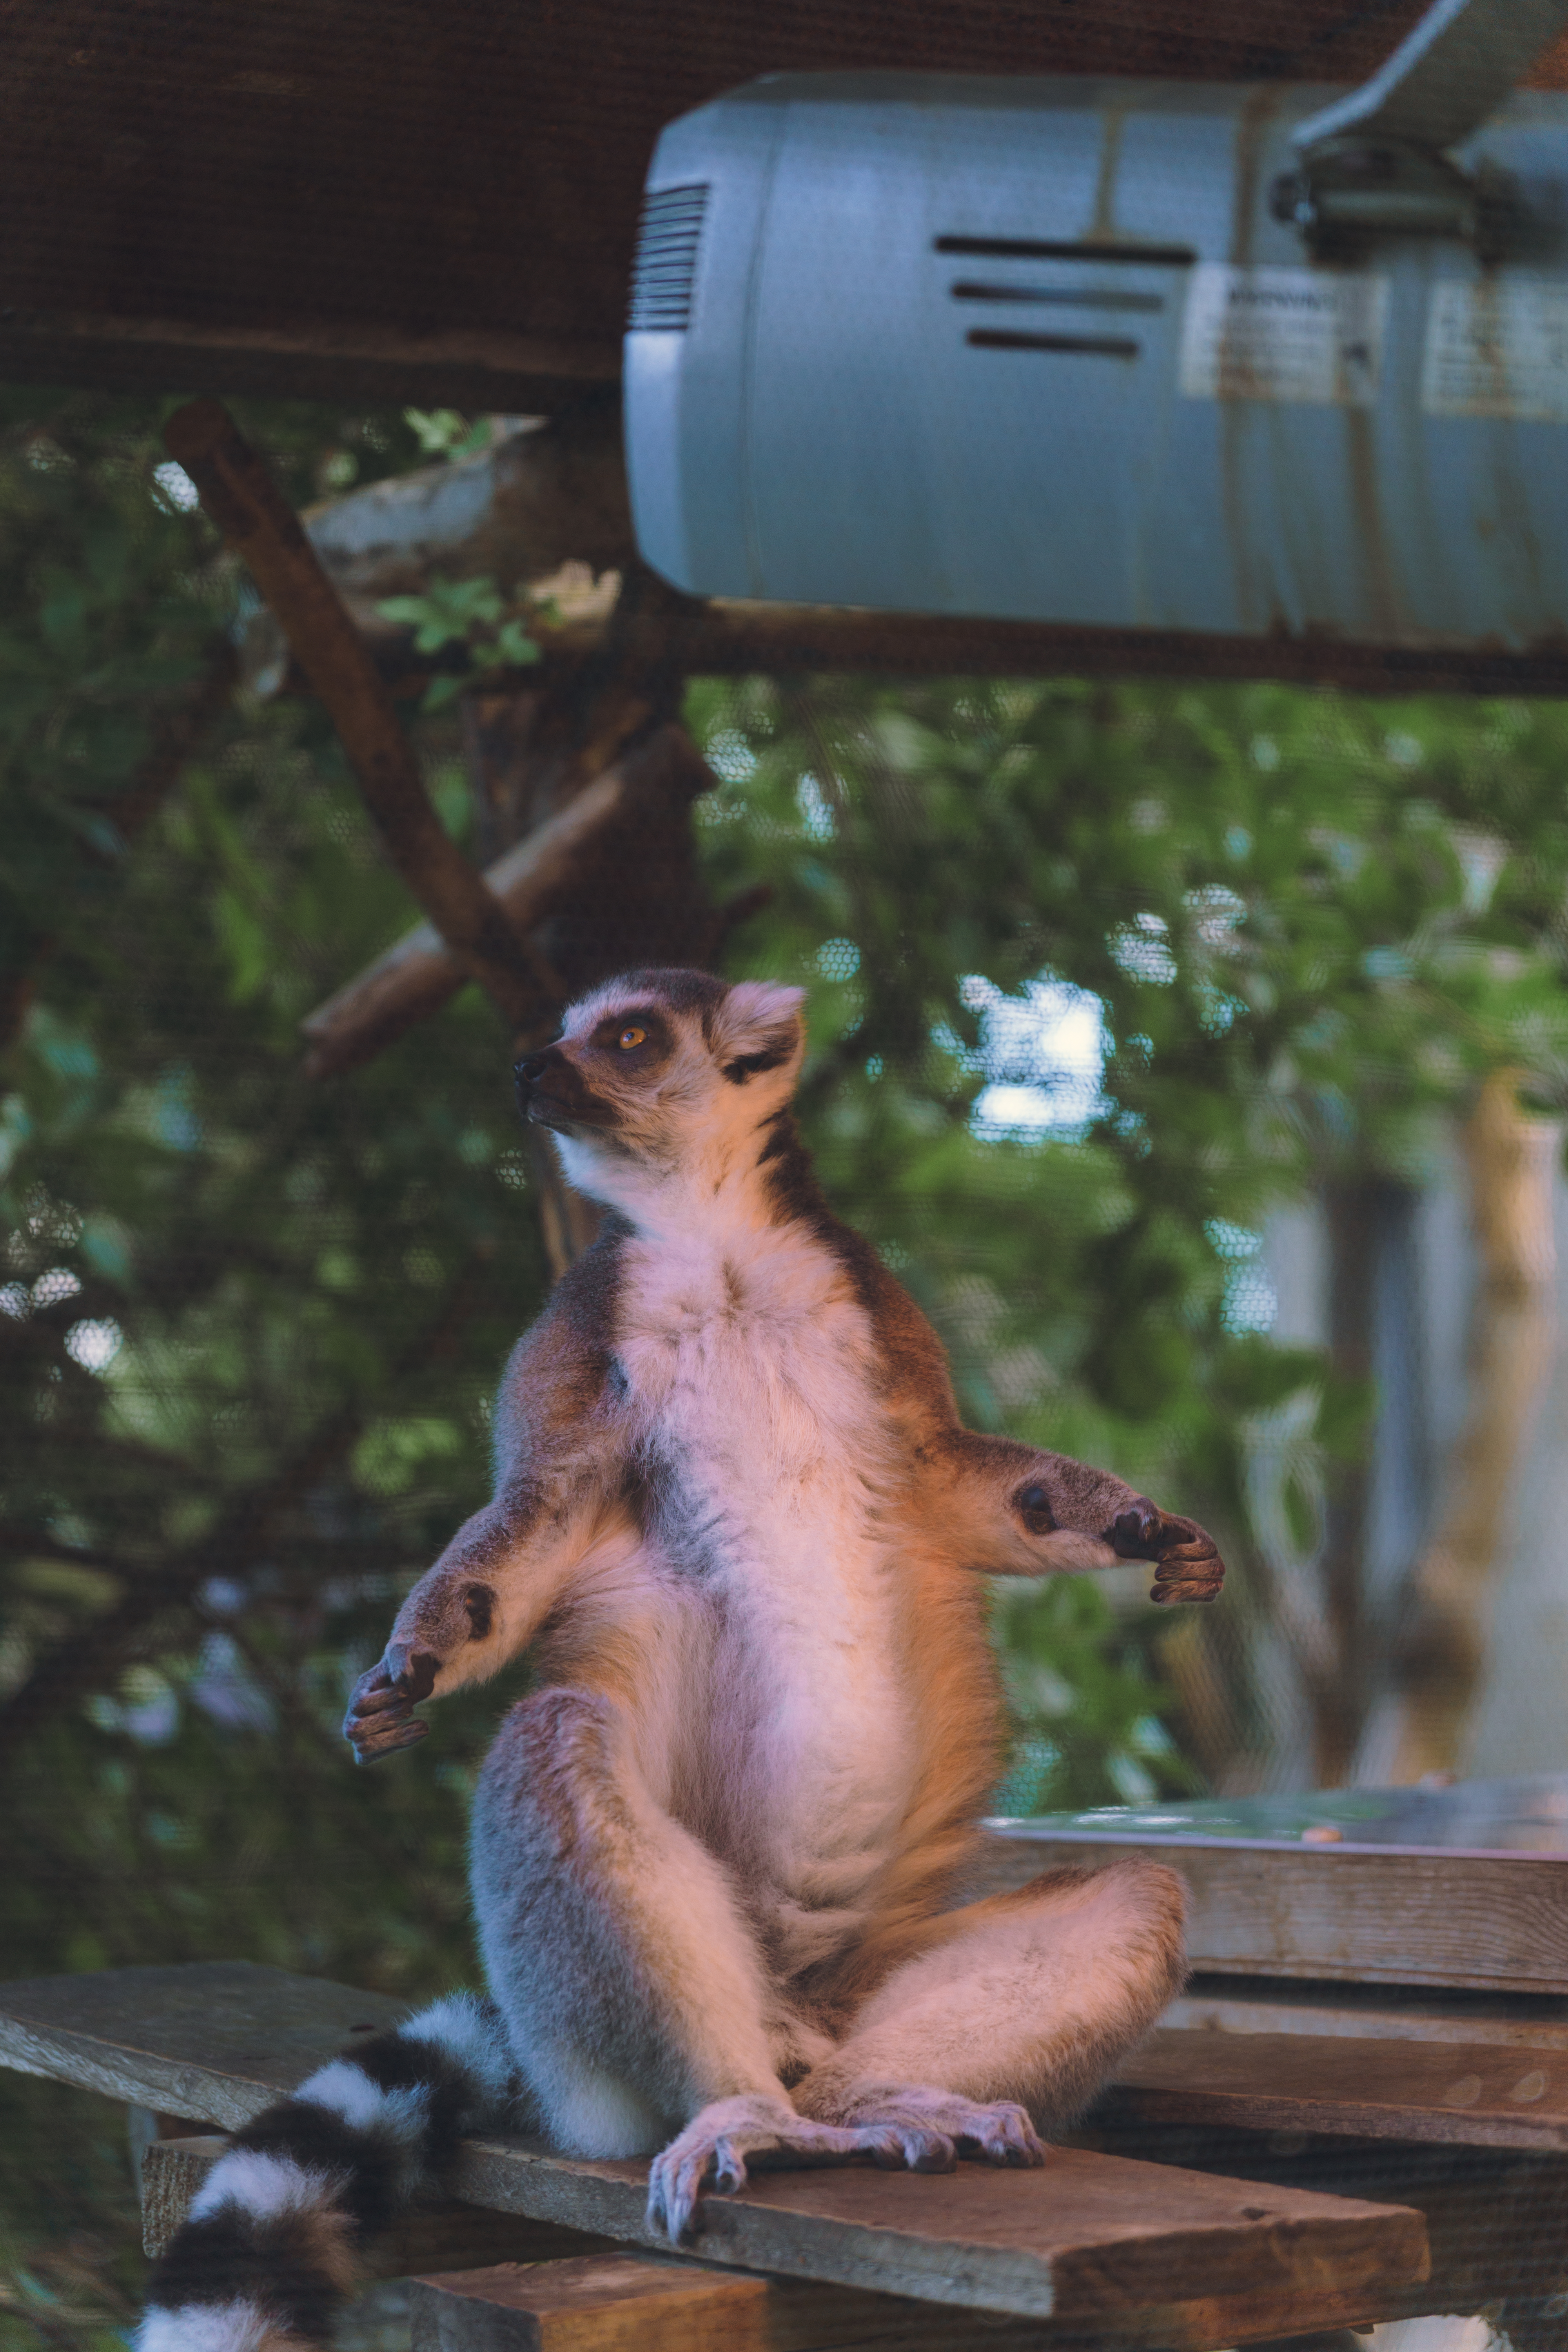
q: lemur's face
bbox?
[514,968,805,1200]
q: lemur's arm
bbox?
[924,1428,1225,1604]
[859,1248,1225,1607]
[345,1237,630,1762]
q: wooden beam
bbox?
[0,1962,1428,2330]
[978,1828,1568,1994]
[0,310,619,411]
[0,0,1466,421]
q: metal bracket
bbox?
[1272,0,1568,251]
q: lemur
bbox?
[141,969,1224,2352]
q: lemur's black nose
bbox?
[515,1050,554,1085]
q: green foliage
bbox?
[376,574,543,711]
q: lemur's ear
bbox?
[712,982,806,1084]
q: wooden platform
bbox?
[0,1962,1428,2340]
[982,1784,1568,1994]
[1106,2030,1568,2152]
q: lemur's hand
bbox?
[1108,1501,1226,1606]
[343,1647,438,1764]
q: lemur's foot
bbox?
[644,2094,935,2245]
[837,2088,1045,2169]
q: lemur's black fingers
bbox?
[351,1717,429,1765]
[1108,1501,1225,1601]
[348,1679,409,1719]
[1149,1515,1226,1605]
[343,1661,407,1748]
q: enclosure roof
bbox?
[6,0,1566,410]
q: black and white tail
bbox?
[138,1994,521,2352]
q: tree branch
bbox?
[163,400,558,1036]
[300,763,625,1079]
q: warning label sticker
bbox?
[1422,279,1568,423]
[1178,264,1388,407]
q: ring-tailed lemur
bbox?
[141,968,1224,2352]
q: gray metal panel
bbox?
[625,73,1568,649]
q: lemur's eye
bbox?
[617,1024,646,1051]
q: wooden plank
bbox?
[156,2154,1420,2352]
[1104,2032,1568,2152]
[410,2258,783,2352]
[1166,1980,1568,2049]
[404,2253,1397,2352]
[978,1831,1568,1994]
[0,1960,407,2123]
[141,2138,617,2271]
[1077,2117,1568,2337]
[0,1963,1428,2325]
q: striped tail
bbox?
[138,1993,521,2352]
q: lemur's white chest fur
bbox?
[613,1207,917,1963]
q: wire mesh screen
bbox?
[4,391,1568,2350]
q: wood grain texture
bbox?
[141,2138,617,2271]
[0,1962,1428,2325]
[404,2254,1403,2352]
[0,0,1448,394]
[1166,1981,1568,2049]
[143,2136,1418,2352]
[1106,2032,1568,2151]
[410,2258,773,2352]
[978,1831,1568,1994]
[1078,2122,1568,2334]
[0,1960,406,2123]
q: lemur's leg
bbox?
[924,1430,1226,1605]
[472,1684,942,2242]
[793,1861,1187,2165]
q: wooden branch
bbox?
[300,717,725,1081]
[303,399,631,604]
[163,400,557,1036]
[301,767,624,1080]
